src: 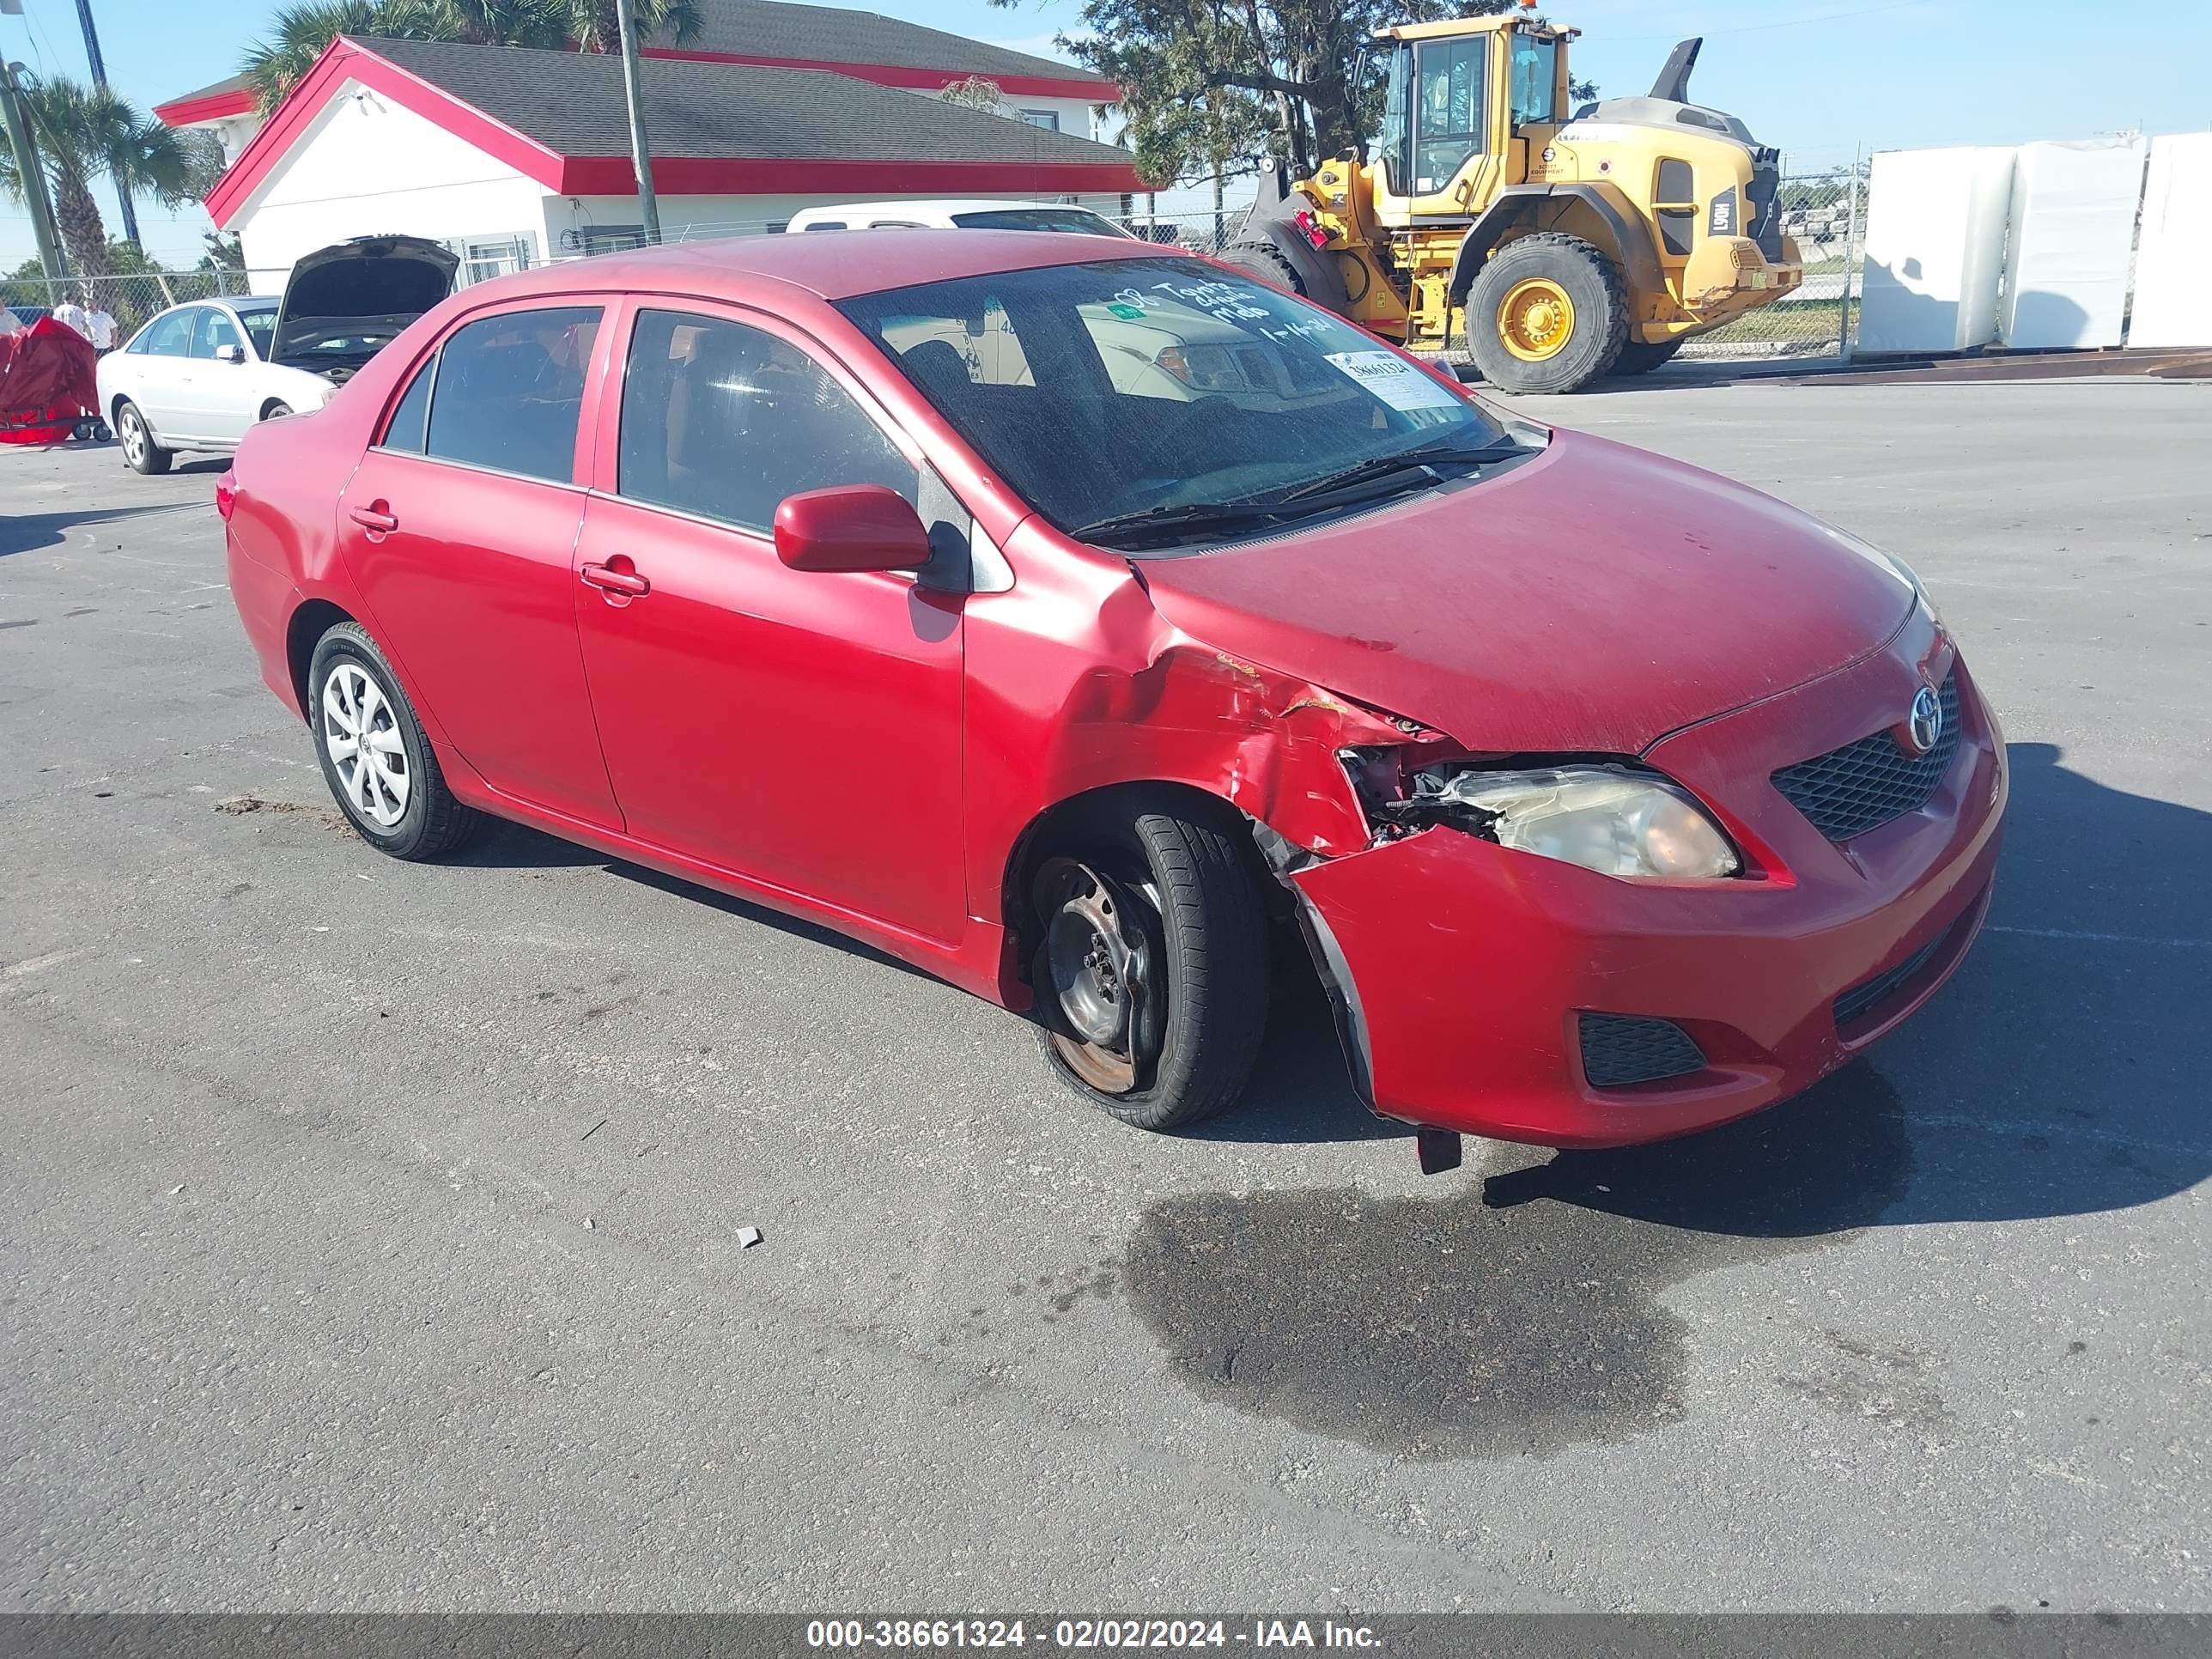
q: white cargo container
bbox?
[1998,137,2148,349]
[2127,132,2212,349]
[1856,146,2016,355]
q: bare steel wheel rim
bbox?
[321,662,410,828]
[1035,856,1165,1096]
[118,408,145,465]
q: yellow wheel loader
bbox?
[1220,14,1802,393]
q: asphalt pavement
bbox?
[2,374,2207,1613]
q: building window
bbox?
[459,234,536,286]
[580,226,646,256]
[1016,109,1060,132]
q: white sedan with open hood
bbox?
[98,234,457,475]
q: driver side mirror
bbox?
[775,484,932,574]
[214,343,246,364]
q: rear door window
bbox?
[421,305,602,483]
[380,357,435,453]
[615,308,915,535]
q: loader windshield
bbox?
[837,258,1515,549]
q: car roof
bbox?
[467,229,1191,307]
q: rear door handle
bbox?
[348,503,398,533]
[580,562,650,598]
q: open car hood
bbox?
[271,234,458,367]
[1132,429,1920,757]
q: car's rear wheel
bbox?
[1030,794,1269,1132]
[307,620,481,860]
[115,401,170,475]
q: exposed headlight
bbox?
[1407,764,1741,878]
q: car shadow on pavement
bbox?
[0,503,191,560]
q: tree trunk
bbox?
[591,0,621,52]
[52,167,110,284]
[1237,0,1308,176]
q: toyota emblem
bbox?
[1905,685,1943,756]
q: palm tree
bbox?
[246,0,703,112]
[0,76,199,283]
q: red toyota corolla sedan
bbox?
[220,231,2004,1169]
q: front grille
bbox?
[1833,932,1946,1029]
[1772,672,1960,841]
[1579,1013,1706,1089]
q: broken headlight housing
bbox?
[1393,763,1742,879]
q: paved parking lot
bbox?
[3,374,2207,1613]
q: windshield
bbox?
[948,208,1129,236]
[836,258,1510,544]
[236,305,276,357]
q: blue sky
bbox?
[5,0,2210,268]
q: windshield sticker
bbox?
[1105,302,1147,320]
[1322,350,1462,411]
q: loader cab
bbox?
[1373,18,1574,227]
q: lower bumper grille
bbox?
[1833,932,1947,1030]
[1579,1013,1706,1089]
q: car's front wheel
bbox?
[307,620,481,860]
[1030,793,1270,1131]
[114,401,171,475]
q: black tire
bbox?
[307,620,482,861]
[1031,792,1270,1132]
[1218,238,1308,299]
[1463,232,1630,395]
[1612,337,1684,376]
[262,400,294,421]
[115,400,171,475]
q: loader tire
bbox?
[1464,233,1630,395]
[1218,239,1309,300]
[1613,337,1685,376]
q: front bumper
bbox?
[1292,623,2007,1148]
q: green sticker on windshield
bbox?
[1105,302,1146,320]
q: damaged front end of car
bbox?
[1243,720,1751,1174]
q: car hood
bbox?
[1132,429,1917,755]
[271,234,458,365]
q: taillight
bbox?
[215,470,238,521]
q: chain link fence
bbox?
[1,268,293,342]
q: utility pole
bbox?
[1,58,68,283]
[68,0,141,245]
[613,0,660,244]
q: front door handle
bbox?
[580,561,651,598]
[348,502,399,534]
